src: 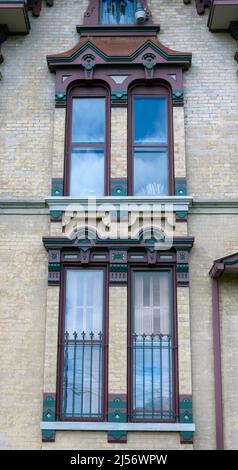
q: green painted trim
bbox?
[108,394,127,443]
[111,90,127,104]
[42,430,55,442]
[110,178,127,197]
[55,91,66,105]
[50,210,62,221]
[0,1,27,4]
[110,264,128,272]
[108,400,127,409]
[175,178,187,196]
[42,393,56,442]
[107,431,127,442]
[180,430,193,442]
[172,89,184,104]
[176,211,188,219]
[51,178,63,197]
[108,412,127,423]
[176,264,189,272]
[48,263,60,272]
[224,259,238,266]
[179,395,193,443]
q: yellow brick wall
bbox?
[43,287,60,393]
[188,214,238,449]
[108,286,127,393]
[177,287,192,394]
[42,431,192,451]
[111,108,128,178]
[0,0,237,451]
[0,215,49,449]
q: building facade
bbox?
[0,0,238,451]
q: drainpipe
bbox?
[210,269,224,450]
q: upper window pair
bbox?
[64,84,173,197]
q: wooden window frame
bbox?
[128,83,174,196]
[128,264,178,423]
[56,264,109,422]
[64,84,111,197]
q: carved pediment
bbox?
[47,37,192,71]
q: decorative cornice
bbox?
[47,34,191,107]
[185,0,238,64]
[42,234,195,251]
[43,236,194,287]
[47,38,192,71]
[0,2,30,35]
[209,252,238,279]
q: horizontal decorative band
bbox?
[45,196,193,213]
[2,198,238,216]
[40,422,195,432]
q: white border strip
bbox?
[40,422,195,432]
[45,196,193,212]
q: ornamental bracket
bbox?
[183,0,211,15]
[27,0,54,18]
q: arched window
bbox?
[101,0,135,24]
[64,85,110,197]
[129,84,174,196]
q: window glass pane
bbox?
[72,98,105,143]
[63,340,103,418]
[134,148,168,196]
[65,270,103,337]
[133,271,171,336]
[70,148,104,197]
[101,0,134,25]
[134,97,167,144]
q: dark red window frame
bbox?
[56,263,109,422]
[128,83,174,196]
[127,264,178,423]
[64,84,111,196]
